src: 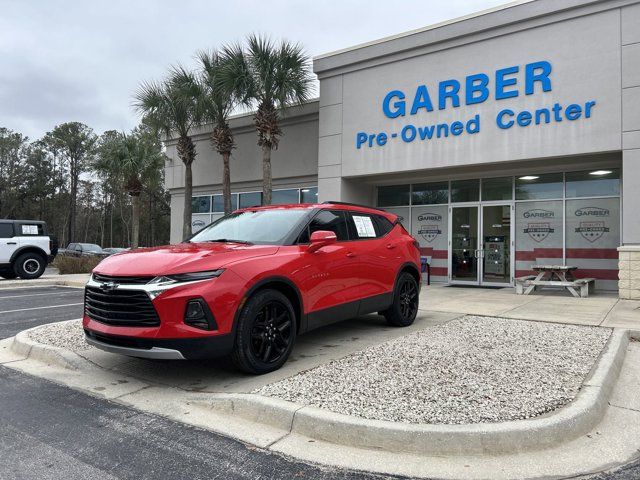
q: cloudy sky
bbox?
[0,0,509,140]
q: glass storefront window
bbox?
[515,173,563,200]
[192,196,211,214]
[411,205,448,282]
[272,188,300,205]
[482,177,513,201]
[383,207,410,230]
[566,197,620,290]
[300,187,318,203]
[451,179,479,202]
[565,169,620,198]
[191,214,211,233]
[378,185,410,207]
[412,182,449,205]
[515,200,563,276]
[212,194,238,212]
[239,191,262,208]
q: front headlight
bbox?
[146,270,225,300]
[149,269,225,285]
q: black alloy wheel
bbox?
[231,289,297,374]
[398,278,419,320]
[383,271,419,327]
[250,301,293,364]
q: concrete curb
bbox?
[10,320,85,371]
[202,329,629,455]
[10,320,631,456]
[0,278,87,289]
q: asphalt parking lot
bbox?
[0,286,84,339]
[1,283,638,479]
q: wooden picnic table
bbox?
[516,265,596,298]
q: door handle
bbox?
[386,243,396,250]
[7,242,17,245]
[346,252,355,258]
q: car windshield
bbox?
[190,209,310,245]
[81,244,102,253]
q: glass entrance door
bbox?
[481,204,512,285]
[450,204,513,286]
[451,206,479,283]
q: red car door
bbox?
[345,211,400,299]
[290,210,361,328]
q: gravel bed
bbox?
[28,320,91,352]
[255,316,611,425]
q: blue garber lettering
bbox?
[382,60,552,119]
[496,100,596,129]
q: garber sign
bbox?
[355,60,597,149]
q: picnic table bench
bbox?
[515,265,595,298]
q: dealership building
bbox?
[165,0,640,297]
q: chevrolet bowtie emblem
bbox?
[99,281,119,292]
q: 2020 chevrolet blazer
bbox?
[83,202,421,374]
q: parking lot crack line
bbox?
[111,385,152,401]
[599,299,620,326]
[608,402,640,414]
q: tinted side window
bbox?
[374,215,394,236]
[16,223,44,236]
[298,210,349,243]
[0,224,14,238]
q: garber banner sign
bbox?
[355,60,597,149]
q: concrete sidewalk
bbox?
[420,284,639,329]
[0,273,89,289]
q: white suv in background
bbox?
[0,220,58,280]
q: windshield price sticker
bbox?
[21,225,38,235]
[352,216,376,238]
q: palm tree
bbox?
[220,34,313,205]
[134,66,201,238]
[196,50,239,215]
[95,128,165,248]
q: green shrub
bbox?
[53,255,103,274]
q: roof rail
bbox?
[322,201,387,212]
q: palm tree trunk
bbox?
[223,152,232,214]
[131,193,141,249]
[262,145,272,205]
[177,135,196,240]
[183,162,193,239]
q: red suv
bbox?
[84,202,421,374]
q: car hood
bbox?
[93,242,279,276]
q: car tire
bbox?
[382,271,419,327]
[0,268,18,279]
[13,252,47,280]
[231,289,297,375]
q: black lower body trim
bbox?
[305,292,393,332]
[84,329,235,360]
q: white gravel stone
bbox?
[28,319,91,352]
[255,316,611,425]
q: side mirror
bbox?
[308,230,337,253]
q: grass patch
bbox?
[53,255,103,274]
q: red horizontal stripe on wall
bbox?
[566,248,619,259]
[515,248,563,261]
[428,267,448,276]
[573,269,619,280]
[419,248,448,259]
[515,269,536,277]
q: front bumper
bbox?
[84,329,235,360]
